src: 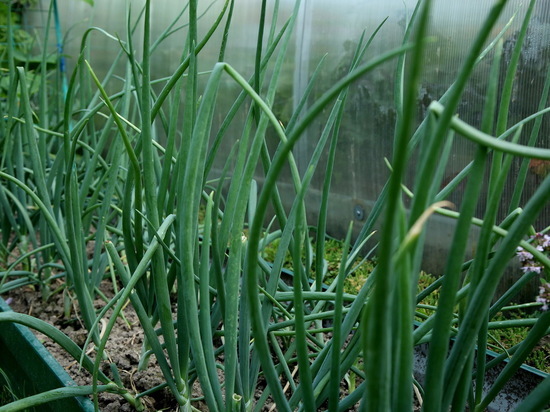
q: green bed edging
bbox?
[0,297,93,412]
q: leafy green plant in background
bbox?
[0,0,550,412]
[0,1,36,66]
[0,1,55,105]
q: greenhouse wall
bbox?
[26,0,550,296]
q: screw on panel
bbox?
[354,205,365,221]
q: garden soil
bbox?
[4,282,368,411]
[4,282,188,411]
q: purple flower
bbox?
[517,249,534,262]
[537,282,550,311]
[536,296,549,311]
[517,233,550,277]
[518,234,550,311]
[521,265,542,274]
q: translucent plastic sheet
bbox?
[26,0,550,276]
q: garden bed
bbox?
[2,267,547,411]
[2,0,550,410]
[1,284,192,411]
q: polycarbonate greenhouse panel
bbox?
[26,1,550,281]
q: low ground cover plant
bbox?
[1,0,550,411]
[264,235,550,374]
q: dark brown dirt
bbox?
[3,282,181,411]
[2,282,370,411]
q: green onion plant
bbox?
[1,0,550,411]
